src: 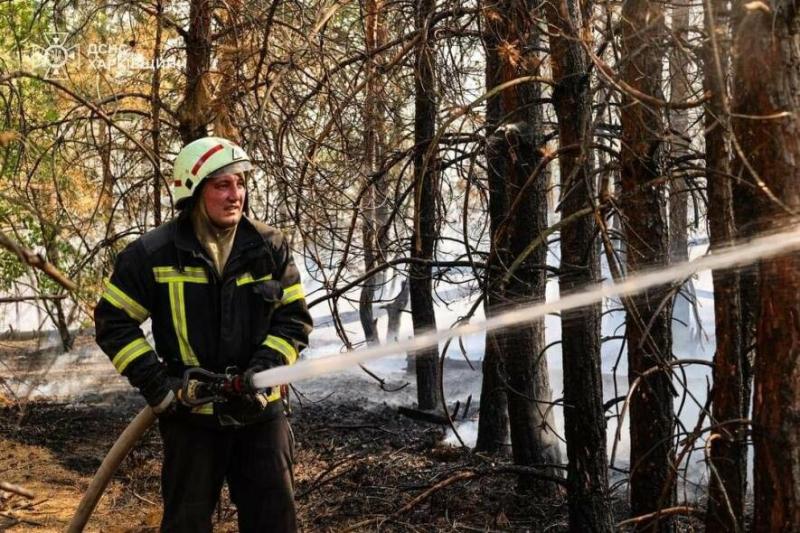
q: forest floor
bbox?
[0,335,704,532]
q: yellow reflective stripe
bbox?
[279,283,305,306]
[169,281,200,367]
[153,266,209,284]
[101,279,149,323]
[192,403,214,415]
[236,273,273,286]
[111,337,153,373]
[264,335,298,365]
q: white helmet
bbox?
[171,136,253,207]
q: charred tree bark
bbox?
[546,0,613,527]
[732,1,800,529]
[178,0,212,144]
[703,1,746,530]
[359,0,386,347]
[476,64,511,450]
[729,0,757,444]
[409,0,440,410]
[477,0,561,486]
[668,0,692,330]
[619,0,676,528]
[151,0,163,226]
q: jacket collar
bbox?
[174,212,265,274]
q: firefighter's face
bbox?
[202,173,246,228]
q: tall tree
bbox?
[732,0,800,528]
[359,0,388,347]
[409,0,441,410]
[546,0,613,527]
[476,0,561,482]
[668,0,692,330]
[703,0,746,529]
[619,0,676,527]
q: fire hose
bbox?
[67,368,274,532]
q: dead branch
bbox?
[0,233,77,291]
[397,406,450,425]
[617,506,702,528]
[0,511,44,527]
[297,454,361,500]
[0,482,34,500]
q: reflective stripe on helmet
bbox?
[191,143,225,175]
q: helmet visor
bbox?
[207,160,253,179]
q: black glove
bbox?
[150,377,183,416]
[242,366,271,396]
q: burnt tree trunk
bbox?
[729,0,757,443]
[475,56,511,451]
[409,0,440,410]
[478,0,561,487]
[359,0,387,347]
[668,0,692,330]
[732,1,800,529]
[703,1,746,530]
[619,0,676,528]
[151,0,163,227]
[177,0,212,144]
[546,0,613,527]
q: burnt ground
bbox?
[0,392,582,532]
[0,337,704,532]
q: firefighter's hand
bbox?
[242,366,271,396]
[151,377,183,415]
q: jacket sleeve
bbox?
[250,236,313,370]
[94,240,171,406]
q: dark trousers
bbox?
[158,414,296,533]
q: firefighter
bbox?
[94,136,313,532]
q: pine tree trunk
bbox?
[409,0,440,410]
[359,0,387,347]
[150,0,163,227]
[476,60,510,450]
[703,1,746,529]
[477,0,561,487]
[668,0,691,331]
[732,1,800,528]
[619,0,675,528]
[545,0,613,526]
[178,0,212,144]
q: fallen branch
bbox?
[394,471,476,515]
[617,506,702,528]
[314,424,399,435]
[397,406,449,425]
[297,454,360,500]
[0,511,43,526]
[0,481,34,500]
[132,491,157,506]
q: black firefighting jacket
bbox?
[94,212,313,425]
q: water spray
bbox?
[70,225,800,530]
[253,226,800,389]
